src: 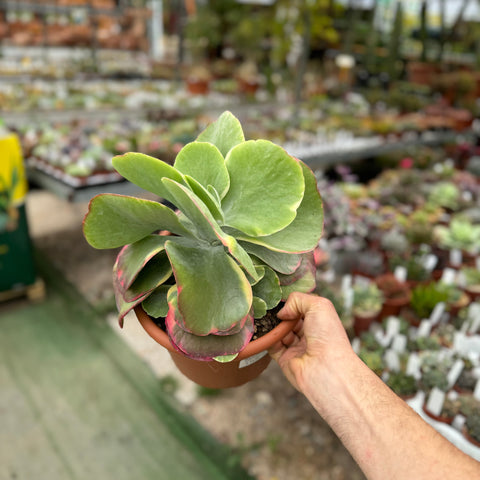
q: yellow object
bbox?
[0,134,28,204]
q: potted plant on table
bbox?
[374,273,411,319]
[83,111,324,388]
[352,283,384,336]
[386,371,418,400]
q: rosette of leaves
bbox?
[83,111,323,362]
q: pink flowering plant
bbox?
[83,111,324,362]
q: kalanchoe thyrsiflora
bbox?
[83,111,324,362]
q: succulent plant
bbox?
[434,218,480,255]
[352,283,384,317]
[386,371,417,397]
[465,414,480,443]
[83,111,324,362]
[461,267,480,287]
[427,181,460,211]
[409,283,449,320]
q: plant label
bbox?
[406,353,421,378]
[417,320,432,337]
[426,388,445,417]
[441,268,456,285]
[453,332,469,355]
[474,379,480,401]
[447,359,464,389]
[386,317,400,339]
[351,337,361,354]
[452,414,466,432]
[343,288,353,312]
[391,334,407,353]
[429,302,445,325]
[384,349,400,372]
[449,249,462,268]
[476,257,480,270]
[394,266,407,283]
[468,315,480,335]
[341,274,352,294]
[423,254,438,272]
[239,350,268,369]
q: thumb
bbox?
[277,292,312,321]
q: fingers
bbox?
[278,292,336,322]
[268,340,286,362]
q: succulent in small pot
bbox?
[352,283,384,336]
[83,111,324,364]
[401,283,449,327]
[423,396,460,425]
[464,413,480,447]
[434,218,480,259]
[460,266,480,301]
[374,273,411,319]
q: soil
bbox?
[26,189,366,480]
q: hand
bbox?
[268,292,353,394]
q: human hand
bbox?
[268,292,354,394]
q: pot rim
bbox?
[134,305,297,361]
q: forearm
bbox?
[301,351,479,480]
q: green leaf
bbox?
[165,240,252,335]
[174,142,230,198]
[220,234,260,282]
[166,298,254,361]
[234,161,324,252]
[213,354,239,363]
[239,241,302,274]
[114,235,169,292]
[124,252,172,302]
[162,179,220,243]
[222,140,304,237]
[252,297,267,319]
[83,194,193,249]
[252,267,282,310]
[112,152,184,202]
[142,285,171,318]
[196,111,245,157]
[279,254,316,299]
[183,175,224,223]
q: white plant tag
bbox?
[476,257,480,270]
[341,274,352,294]
[351,337,361,354]
[384,349,400,372]
[354,275,371,288]
[441,268,456,285]
[430,302,445,325]
[423,254,438,272]
[406,353,421,378]
[474,379,480,401]
[426,388,445,417]
[453,332,468,354]
[447,359,464,389]
[343,288,353,312]
[239,350,268,369]
[417,320,432,338]
[391,334,407,353]
[469,315,480,335]
[394,266,407,283]
[449,249,462,267]
[452,414,466,432]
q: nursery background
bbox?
[1,1,480,479]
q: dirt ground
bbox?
[26,188,365,480]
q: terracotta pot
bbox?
[400,306,421,328]
[422,405,454,425]
[448,292,471,318]
[186,79,210,95]
[463,426,480,448]
[353,311,380,337]
[134,306,297,388]
[380,294,411,319]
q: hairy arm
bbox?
[270,292,480,480]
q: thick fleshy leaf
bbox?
[239,240,302,274]
[222,140,304,237]
[142,285,171,318]
[165,240,252,335]
[252,266,282,309]
[83,194,192,249]
[174,142,230,198]
[114,235,169,292]
[220,234,260,282]
[112,152,184,202]
[234,161,324,252]
[113,262,150,328]
[252,297,267,319]
[183,175,223,223]
[123,252,172,302]
[196,111,245,158]
[279,253,316,299]
[166,300,254,361]
[162,179,220,243]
